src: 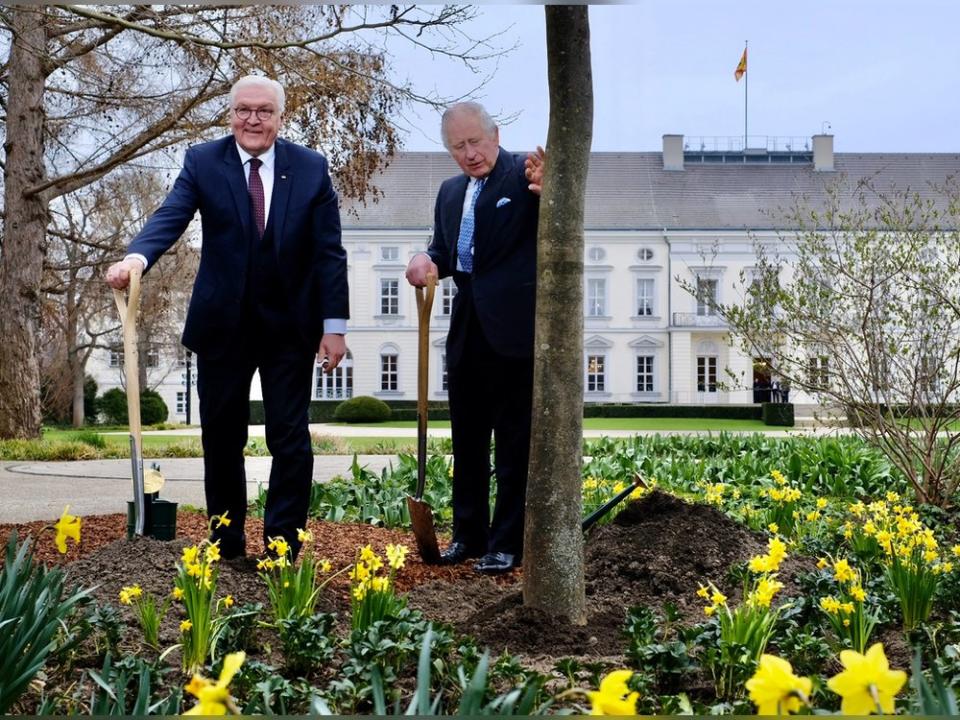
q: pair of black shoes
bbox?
[439,542,519,574]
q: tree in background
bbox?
[710,179,960,506]
[523,5,593,623]
[0,4,499,438]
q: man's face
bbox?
[231,85,282,156]
[445,111,499,178]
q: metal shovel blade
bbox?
[407,495,441,564]
[129,436,146,536]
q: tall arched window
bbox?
[315,351,353,400]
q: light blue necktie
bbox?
[456,178,485,273]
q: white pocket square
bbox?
[496,197,512,208]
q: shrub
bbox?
[97,388,168,425]
[333,396,391,423]
[84,375,99,423]
[140,389,168,425]
[98,388,128,424]
[762,402,795,426]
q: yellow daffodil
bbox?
[746,654,812,716]
[180,619,193,632]
[710,589,727,606]
[205,542,221,563]
[319,559,332,573]
[186,562,203,578]
[817,556,829,569]
[172,586,184,600]
[371,576,390,593]
[54,506,81,554]
[268,537,290,558]
[749,554,774,573]
[770,469,787,485]
[385,543,409,569]
[696,584,710,599]
[359,544,378,563]
[820,596,842,614]
[833,558,856,583]
[850,584,867,602]
[951,544,960,558]
[704,605,716,617]
[182,545,200,565]
[223,594,234,608]
[816,497,828,510]
[214,511,231,528]
[352,584,367,602]
[768,523,779,534]
[257,558,275,571]
[297,528,313,543]
[750,577,784,608]
[184,651,245,715]
[587,669,639,716]
[826,643,907,715]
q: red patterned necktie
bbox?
[248,157,265,237]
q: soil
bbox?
[1,490,817,670]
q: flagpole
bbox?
[743,40,748,150]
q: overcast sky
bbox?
[391,1,959,154]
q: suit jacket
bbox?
[128,136,349,353]
[428,148,539,365]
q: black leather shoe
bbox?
[439,542,482,565]
[474,552,518,574]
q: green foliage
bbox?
[84,375,99,423]
[0,533,93,714]
[334,395,392,423]
[87,602,123,659]
[278,612,337,676]
[910,651,960,715]
[761,402,794,426]
[624,604,697,692]
[81,653,182,716]
[97,387,168,425]
[139,388,168,425]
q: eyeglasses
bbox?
[234,107,275,121]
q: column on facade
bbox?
[670,331,692,404]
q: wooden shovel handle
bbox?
[112,266,143,440]
[415,274,437,418]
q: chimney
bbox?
[813,134,834,171]
[662,134,684,171]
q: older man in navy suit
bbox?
[406,102,544,574]
[106,76,348,561]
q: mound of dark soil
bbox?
[433,490,815,661]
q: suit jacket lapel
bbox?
[472,148,511,265]
[271,139,293,252]
[223,140,253,241]
[446,174,469,269]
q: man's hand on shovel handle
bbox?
[405,253,438,288]
[105,257,145,290]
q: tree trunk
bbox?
[522,5,593,623]
[0,7,49,439]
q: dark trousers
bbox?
[196,323,315,558]
[447,307,534,557]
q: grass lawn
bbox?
[333,417,773,432]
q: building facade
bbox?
[87,135,960,420]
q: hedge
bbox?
[333,396,391,423]
[253,399,764,423]
[761,402,795,427]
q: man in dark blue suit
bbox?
[406,102,544,574]
[106,76,348,560]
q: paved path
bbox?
[0,455,398,524]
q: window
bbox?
[636,278,655,316]
[588,246,606,262]
[380,352,398,391]
[697,356,718,392]
[380,246,399,262]
[315,351,353,400]
[587,278,606,317]
[637,247,654,262]
[379,278,399,315]
[586,354,605,392]
[440,278,457,316]
[176,391,186,415]
[808,355,829,387]
[145,346,159,368]
[696,278,718,316]
[109,347,123,368]
[441,354,449,392]
[636,355,654,392]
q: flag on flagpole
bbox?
[734,47,747,81]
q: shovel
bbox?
[112,265,146,537]
[581,473,648,532]
[407,273,442,564]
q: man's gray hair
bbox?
[441,102,497,148]
[229,75,286,114]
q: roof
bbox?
[338,151,960,231]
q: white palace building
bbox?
[87,134,960,420]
